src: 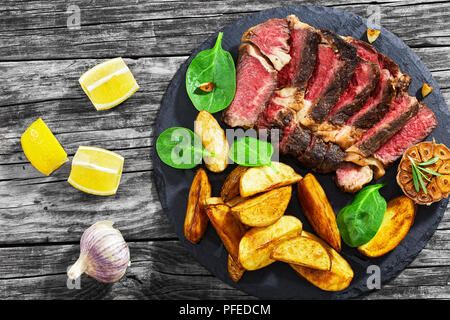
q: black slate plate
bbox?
[152,5,450,299]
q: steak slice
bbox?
[347,91,419,157]
[242,18,291,71]
[326,59,380,126]
[277,15,319,91]
[346,38,411,91]
[374,104,438,166]
[223,43,277,128]
[298,29,359,128]
[335,163,374,193]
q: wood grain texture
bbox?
[0,0,449,300]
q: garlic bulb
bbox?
[68,221,130,283]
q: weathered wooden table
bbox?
[1,0,449,300]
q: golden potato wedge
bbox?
[205,197,224,206]
[231,185,291,227]
[290,231,353,291]
[225,196,246,207]
[205,204,247,263]
[194,110,229,173]
[271,236,330,271]
[228,254,245,282]
[297,173,341,252]
[221,166,249,202]
[239,162,302,198]
[184,168,211,243]
[358,196,416,257]
[238,215,303,271]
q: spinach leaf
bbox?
[186,32,236,113]
[156,127,212,169]
[228,137,277,171]
[336,184,387,247]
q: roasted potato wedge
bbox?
[221,166,249,202]
[225,196,246,207]
[238,215,303,271]
[290,231,353,291]
[205,197,224,206]
[228,254,245,282]
[184,168,211,243]
[231,185,291,227]
[239,162,302,198]
[205,204,247,263]
[358,196,416,257]
[271,236,330,271]
[194,110,229,173]
[297,173,341,252]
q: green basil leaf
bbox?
[337,184,387,247]
[186,32,236,113]
[228,137,274,168]
[156,127,211,169]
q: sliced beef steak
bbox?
[374,104,438,166]
[347,91,419,157]
[346,38,411,91]
[223,43,277,128]
[242,18,291,71]
[326,59,380,126]
[298,30,359,127]
[335,163,374,193]
[277,15,319,91]
[258,86,346,173]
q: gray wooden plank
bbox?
[0,1,449,60]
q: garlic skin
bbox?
[68,221,130,283]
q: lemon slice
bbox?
[68,146,124,195]
[79,57,139,110]
[21,118,68,175]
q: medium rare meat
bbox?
[335,163,374,193]
[277,15,319,91]
[334,69,395,149]
[346,38,411,91]
[258,87,345,174]
[298,30,359,128]
[374,104,438,166]
[347,91,419,157]
[223,43,277,128]
[326,59,380,126]
[242,18,291,71]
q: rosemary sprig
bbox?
[408,156,442,194]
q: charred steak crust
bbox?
[319,143,346,173]
[351,74,396,129]
[277,15,320,90]
[296,29,320,90]
[308,30,359,123]
[328,61,380,126]
[281,124,312,156]
[351,93,420,157]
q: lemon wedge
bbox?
[68,146,124,195]
[79,57,139,110]
[21,118,68,175]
